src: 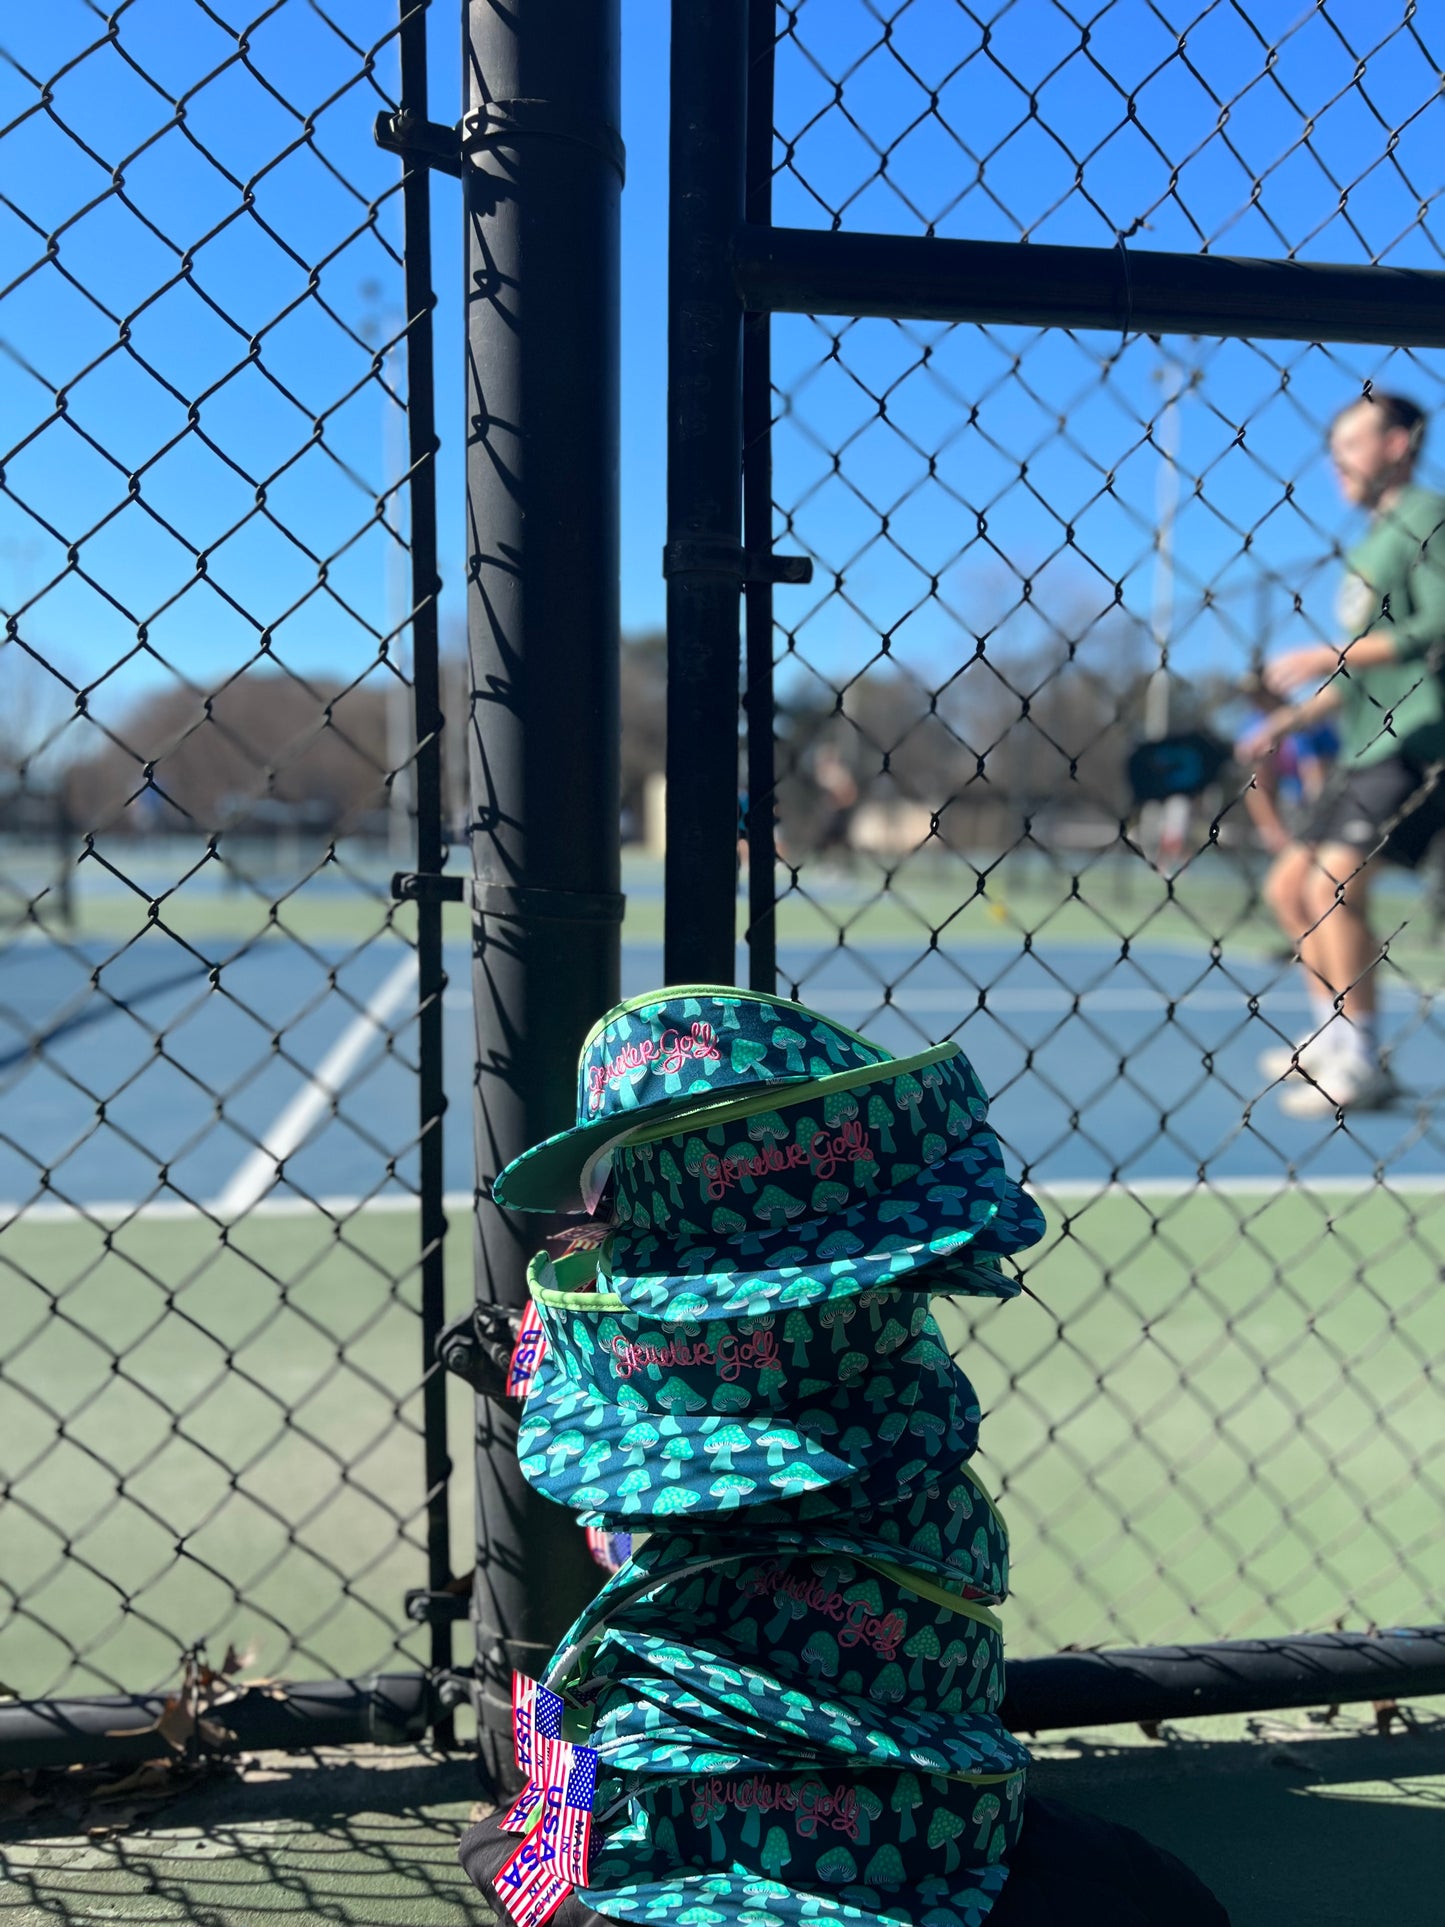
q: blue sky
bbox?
[2,0,1442,753]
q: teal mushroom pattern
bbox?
[517,1293,989,1521]
[604,1055,1046,1324]
[507,1028,1043,1927]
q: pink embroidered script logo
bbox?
[741,1561,906,1659]
[586,1022,721,1113]
[608,1329,780,1381]
[690,1776,860,1840]
[699,1120,873,1202]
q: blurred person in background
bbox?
[1235,682,1337,962]
[811,742,859,867]
[1235,673,1338,855]
[1238,392,1445,1116]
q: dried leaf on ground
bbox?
[1,1781,41,1821]
[153,1696,236,1753]
[105,1651,240,1755]
[94,1762,174,1802]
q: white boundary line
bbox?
[7,1179,1445,1230]
[1032,1175,1445,1201]
[2,1191,476,1229]
[211,955,419,1221]
[803,987,1435,1014]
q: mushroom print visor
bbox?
[600,1044,1046,1322]
[516,1289,981,1521]
[578,1761,1024,1927]
[564,1537,1008,1716]
[560,1545,1018,1786]
[492,987,894,1214]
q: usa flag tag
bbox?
[584,1525,632,1572]
[495,1742,598,1927]
[507,1299,548,1399]
[498,1673,565,1834]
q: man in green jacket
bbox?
[1240,392,1445,1116]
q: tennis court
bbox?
[6,847,1445,1203]
[4,855,1442,1698]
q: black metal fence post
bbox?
[392,0,456,1755]
[463,0,624,1792]
[664,0,749,985]
[742,0,778,994]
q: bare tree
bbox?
[63,669,392,836]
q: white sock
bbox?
[1337,1013,1380,1069]
[1306,989,1337,1045]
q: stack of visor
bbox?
[478,988,1046,1927]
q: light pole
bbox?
[1145,349,1184,739]
[360,282,414,869]
[1141,347,1192,864]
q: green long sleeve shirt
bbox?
[1334,482,1445,767]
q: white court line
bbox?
[8,1179,1445,1229]
[211,955,419,1221]
[3,1190,474,1229]
[1031,1174,1445,1201]
[800,986,1434,1015]
[439,986,1441,1015]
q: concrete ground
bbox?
[2,1710,1443,1927]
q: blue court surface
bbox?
[2,933,1442,1210]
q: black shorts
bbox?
[1302,755,1445,870]
[458,1794,1231,1927]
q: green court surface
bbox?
[2,1206,477,1698]
[5,1183,1441,1699]
[3,1714,1444,1926]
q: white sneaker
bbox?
[1258,1033,1339,1081]
[1279,1055,1398,1117]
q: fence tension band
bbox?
[438,1301,523,1402]
[375,103,626,183]
[373,109,464,178]
[462,99,627,184]
[663,534,813,587]
[391,871,466,904]
[405,1587,473,1626]
[470,880,626,924]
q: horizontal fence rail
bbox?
[7,1624,1443,1768]
[733,226,1445,347]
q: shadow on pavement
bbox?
[0,1746,489,1927]
[1027,1714,1445,1927]
[4,1724,1443,1927]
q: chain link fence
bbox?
[0,1,464,1702]
[5,0,1443,1721]
[752,0,1445,1651]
